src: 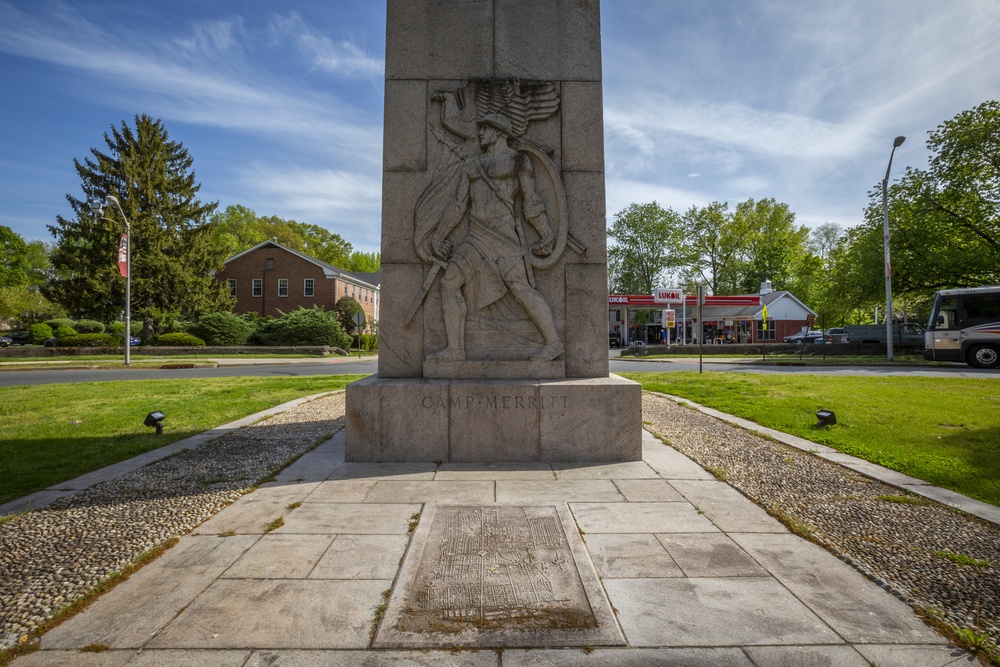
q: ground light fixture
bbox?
[144,410,166,435]
[87,195,131,366]
[815,409,837,427]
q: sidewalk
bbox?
[10,426,970,665]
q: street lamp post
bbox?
[88,195,131,366]
[882,135,905,362]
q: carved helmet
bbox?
[477,113,513,137]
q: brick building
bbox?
[218,240,380,328]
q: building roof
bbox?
[224,240,380,290]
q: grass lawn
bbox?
[0,375,366,506]
[625,372,1000,507]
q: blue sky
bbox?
[2,1,999,254]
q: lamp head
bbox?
[893,136,906,148]
[87,198,105,216]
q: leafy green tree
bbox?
[608,202,688,294]
[256,306,351,348]
[348,250,381,273]
[731,198,810,294]
[334,296,365,334]
[835,100,1000,320]
[0,227,59,322]
[680,201,752,295]
[45,115,230,334]
[210,205,358,269]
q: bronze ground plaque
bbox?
[372,503,624,648]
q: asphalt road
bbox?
[0,352,996,386]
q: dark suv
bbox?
[6,331,31,345]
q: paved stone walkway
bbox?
[7,393,975,666]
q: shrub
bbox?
[74,319,105,334]
[155,332,206,346]
[53,324,77,339]
[189,312,254,346]
[56,333,119,347]
[361,333,379,352]
[257,307,351,348]
[28,323,53,344]
[45,318,76,330]
[334,296,365,334]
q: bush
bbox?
[257,307,352,348]
[28,323,53,344]
[53,324,77,339]
[56,333,119,347]
[74,319,105,334]
[189,312,254,346]
[155,332,206,346]
[355,333,379,352]
[334,296,365,334]
[45,318,76,330]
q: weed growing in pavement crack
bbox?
[264,517,284,533]
[408,512,421,535]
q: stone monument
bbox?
[345,0,641,462]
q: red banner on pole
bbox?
[118,234,128,277]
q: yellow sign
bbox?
[761,303,769,330]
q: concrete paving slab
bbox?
[655,533,769,578]
[243,650,501,666]
[855,644,973,666]
[612,479,685,502]
[306,478,377,503]
[501,647,754,666]
[639,434,716,480]
[126,649,252,666]
[496,479,624,503]
[249,481,322,505]
[731,533,946,644]
[363,480,495,503]
[194,499,290,535]
[742,644,870,666]
[276,502,422,535]
[272,451,342,483]
[603,577,841,647]
[582,533,683,578]
[147,579,390,649]
[552,461,659,480]
[221,534,334,579]
[310,534,410,579]
[43,535,257,649]
[668,479,783,533]
[328,462,437,481]
[435,462,555,480]
[12,652,132,667]
[570,502,718,534]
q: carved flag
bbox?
[118,234,128,277]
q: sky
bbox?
[2,0,1000,254]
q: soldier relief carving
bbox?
[410,80,582,364]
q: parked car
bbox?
[130,336,141,346]
[609,332,622,348]
[827,327,846,343]
[784,331,831,345]
[7,331,32,345]
[0,335,11,347]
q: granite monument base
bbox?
[344,374,641,463]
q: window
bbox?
[278,278,288,297]
[265,258,275,270]
[228,278,237,298]
[304,278,314,297]
[756,319,775,341]
[252,278,263,297]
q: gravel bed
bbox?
[0,391,346,651]
[643,392,1000,658]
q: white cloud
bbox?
[268,12,383,78]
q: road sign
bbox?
[806,313,815,326]
[352,311,365,327]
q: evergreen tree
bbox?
[46,115,229,332]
